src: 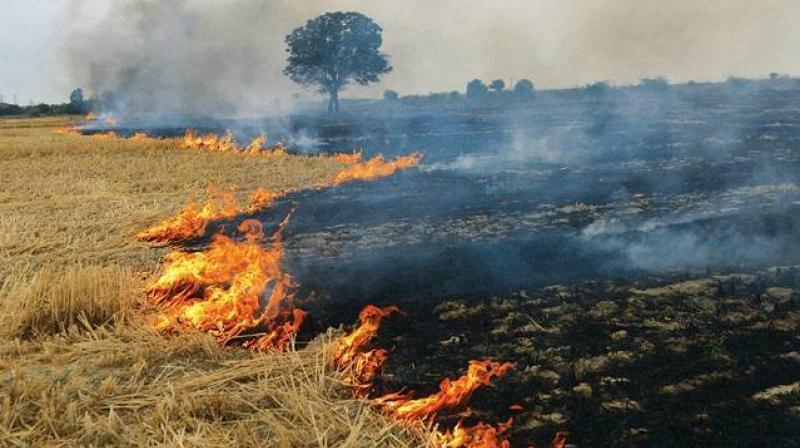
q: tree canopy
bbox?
[489,79,506,92]
[513,79,534,96]
[284,12,392,112]
[466,79,488,98]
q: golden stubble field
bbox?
[0,117,425,447]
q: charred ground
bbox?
[167,85,800,446]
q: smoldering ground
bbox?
[227,85,800,306]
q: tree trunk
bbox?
[328,89,340,113]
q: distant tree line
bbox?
[376,72,800,108]
[464,78,534,99]
[0,88,116,117]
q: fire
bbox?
[265,142,289,158]
[333,151,363,165]
[331,305,398,393]
[373,360,513,422]
[431,419,513,448]
[54,126,80,135]
[148,217,303,350]
[181,129,287,158]
[91,131,118,140]
[181,129,236,152]
[246,132,267,154]
[136,185,292,244]
[105,115,118,126]
[136,185,239,243]
[247,187,286,212]
[333,153,422,184]
[138,150,422,244]
[85,111,96,121]
[130,131,156,142]
[551,431,569,448]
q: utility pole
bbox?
[13,94,18,105]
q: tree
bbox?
[68,88,85,114]
[489,79,505,92]
[466,79,488,98]
[284,12,392,113]
[513,79,534,97]
[383,89,399,101]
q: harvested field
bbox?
[0,117,424,448]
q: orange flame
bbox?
[148,217,303,349]
[137,151,421,244]
[245,133,267,155]
[91,131,118,140]
[136,185,239,243]
[54,126,80,135]
[431,419,513,448]
[373,360,513,422]
[105,115,118,126]
[247,188,286,212]
[130,131,156,142]
[551,431,569,448]
[181,129,287,158]
[85,111,96,121]
[331,305,398,394]
[333,151,364,165]
[333,153,422,184]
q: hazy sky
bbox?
[2,0,800,104]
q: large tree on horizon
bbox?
[284,12,392,113]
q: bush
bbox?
[584,81,611,96]
[383,89,399,101]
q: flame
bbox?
[373,360,513,422]
[138,150,421,244]
[264,141,289,158]
[246,133,267,154]
[181,129,287,158]
[91,131,118,140]
[181,129,236,152]
[431,419,513,448]
[85,111,96,121]
[551,431,569,448]
[130,131,156,142]
[333,153,422,184]
[105,115,118,126]
[247,187,287,212]
[54,126,80,135]
[148,217,303,349]
[244,308,306,352]
[331,305,398,393]
[333,151,364,165]
[136,185,239,243]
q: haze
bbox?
[2,0,799,105]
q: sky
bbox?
[2,0,800,105]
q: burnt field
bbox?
[287,89,800,447]
[135,87,800,446]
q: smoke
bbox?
[59,0,800,117]
[62,0,329,117]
